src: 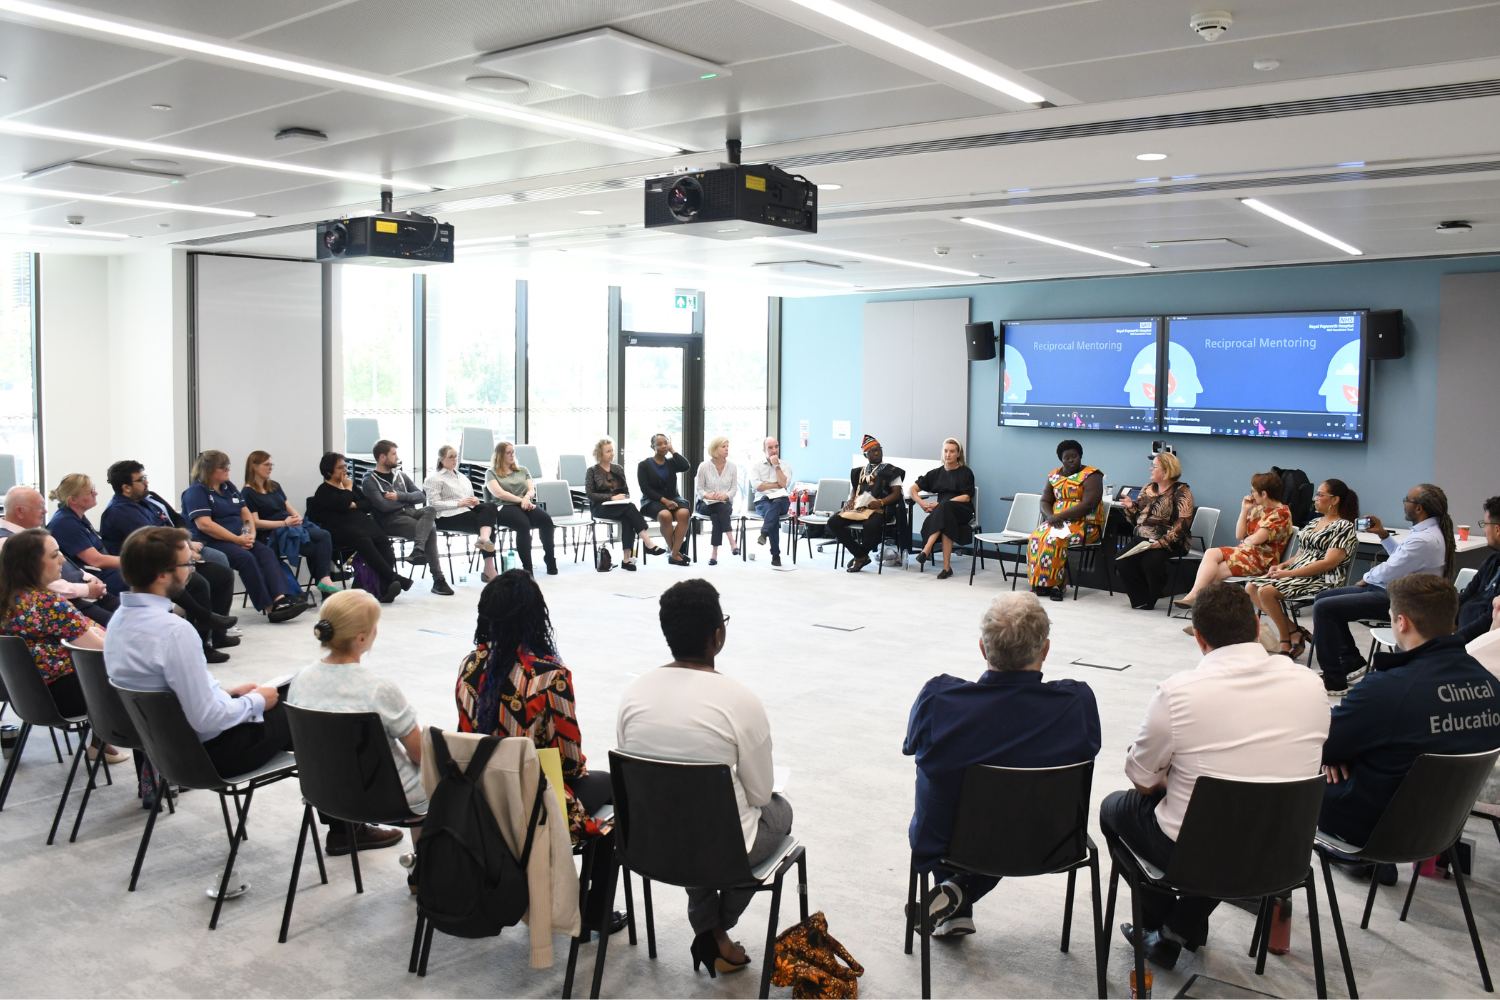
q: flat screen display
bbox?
[999,317,1161,432]
[1162,311,1367,441]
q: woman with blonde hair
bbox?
[1115,451,1196,611]
[694,435,740,565]
[45,473,126,593]
[242,450,340,596]
[585,437,651,571]
[910,438,976,579]
[485,441,557,576]
[424,444,501,581]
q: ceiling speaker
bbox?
[966,321,996,361]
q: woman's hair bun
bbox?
[313,619,335,642]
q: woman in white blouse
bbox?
[423,445,501,581]
[694,436,740,565]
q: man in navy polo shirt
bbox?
[1321,573,1500,845]
[903,592,1101,937]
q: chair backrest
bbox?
[345,417,381,455]
[557,454,588,487]
[946,761,1094,877]
[284,704,412,823]
[113,685,234,790]
[1455,566,1478,592]
[533,479,577,518]
[1359,749,1500,862]
[608,749,755,889]
[811,477,850,514]
[0,635,69,727]
[1188,506,1221,552]
[0,453,17,496]
[1003,492,1042,534]
[515,445,543,480]
[66,643,141,751]
[1165,775,1324,899]
[459,426,495,464]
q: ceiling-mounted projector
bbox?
[644,163,816,239]
[316,213,454,266]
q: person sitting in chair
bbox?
[910,438,976,580]
[827,435,904,574]
[1026,440,1104,601]
[904,592,1100,937]
[360,439,453,596]
[637,433,692,566]
[748,437,792,568]
[1114,452,1195,611]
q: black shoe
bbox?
[709,557,718,566]
[847,556,870,573]
[203,645,230,664]
[211,613,238,630]
[1050,588,1065,602]
[324,823,404,856]
[937,568,953,580]
[328,570,350,582]
[915,551,928,568]
[1119,923,1183,970]
[431,578,455,596]
[405,548,426,565]
[380,579,402,604]
[545,558,558,576]
[399,576,414,591]
[211,633,241,649]
[621,560,637,571]
[267,598,308,624]
[645,545,667,556]
[771,554,782,567]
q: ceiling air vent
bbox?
[23,160,183,194]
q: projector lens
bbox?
[323,223,347,256]
[666,176,703,222]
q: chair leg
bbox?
[417,921,435,976]
[209,785,255,930]
[1449,847,1493,992]
[1128,877,1147,1000]
[622,867,637,946]
[68,743,106,843]
[47,723,90,845]
[129,774,167,892]
[1089,852,1106,1000]
[311,820,328,883]
[919,868,932,1000]
[278,803,314,943]
[1249,895,1268,957]
[1359,868,1380,929]
[1398,862,1421,922]
[759,873,786,1000]
[347,821,364,894]
[589,852,621,999]
[51,726,64,762]
[1304,872,1328,999]
[408,913,425,974]
[797,850,809,923]
[1254,895,1273,975]
[0,721,30,810]
[1319,853,1359,999]
[904,859,917,955]
[1061,866,1076,952]
[643,876,656,959]
[1104,860,1119,935]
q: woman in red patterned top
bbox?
[1174,470,1294,608]
[0,528,112,736]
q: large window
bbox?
[426,262,516,466]
[526,277,609,479]
[703,288,770,475]
[339,267,416,461]
[0,253,38,490]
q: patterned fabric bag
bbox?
[771,911,864,999]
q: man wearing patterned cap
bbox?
[826,435,905,573]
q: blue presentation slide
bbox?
[1000,318,1159,432]
[1163,312,1365,440]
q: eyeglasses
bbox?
[1480,521,1500,529]
[175,562,195,569]
[131,476,148,485]
[1401,496,1419,505]
[722,614,731,624]
[1314,491,1331,498]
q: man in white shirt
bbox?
[748,437,792,566]
[0,484,113,624]
[1102,583,1329,969]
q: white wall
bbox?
[38,254,114,495]
[108,250,189,500]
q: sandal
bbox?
[1288,627,1311,660]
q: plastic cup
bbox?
[1458,525,1471,542]
[1130,968,1153,998]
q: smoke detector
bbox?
[1435,220,1473,235]
[1189,10,1233,41]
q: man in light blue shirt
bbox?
[1312,483,1455,695]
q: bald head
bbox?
[3,486,45,528]
[764,437,781,459]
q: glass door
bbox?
[621,333,702,501]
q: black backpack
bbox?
[1273,466,1315,526]
[416,729,547,939]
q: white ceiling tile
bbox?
[0,22,166,115]
[869,0,1101,29]
[159,91,456,159]
[61,0,350,39]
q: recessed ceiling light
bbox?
[755,236,984,278]
[699,72,719,80]
[130,157,181,170]
[6,222,131,239]
[148,103,172,111]
[1239,198,1362,256]
[464,74,529,95]
[779,0,1044,104]
[1253,58,1280,72]
[816,183,842,191]
[576,209,604,216]
[0,181,257,218]
[0,0,682,155]
[1135,152,1167,161]
[955,217,1153,268]
[0,120,435,191]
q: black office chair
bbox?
[904,761,1104,999]
[1314,749,1500,998]
[278,705,423,944]
[115,686,298,929]
[0,636,94,843]
[577,750,808,1000]
[1104,775,1329,999]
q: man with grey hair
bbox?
[748,436,792,566]
[0,484,114,624]
[903,592,1101,937]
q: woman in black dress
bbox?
[637,432,692,566]
[911,438,976,579]
[305,452,404,603]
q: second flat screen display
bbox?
[999,317,1160,432]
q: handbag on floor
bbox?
[771,911,864,999]
[595,547,613,572]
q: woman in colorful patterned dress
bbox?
[1245,478,1360,658]
[1174,470,1294,608]
[1026,439,1105,600]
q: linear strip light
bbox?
[0,182,257,217]
[756,236,983,277]
[0,0,684,156]
[782,0,1044,104]
[1239,198,1363,256]
[956,216,1152,267]
[5,223,131,239]
[533,246,856,288]
[0,121,435,193]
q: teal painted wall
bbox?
[780,255,1500,539]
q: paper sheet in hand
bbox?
[773,766,790,795]
[1046,524,1071,542]
[601,499,634,506]
[761,488,789,500]
[536,747,568,818]
[1114,540,1152,560]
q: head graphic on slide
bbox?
[1003,344,1032,404]
[1122,342,1204,407]
[1318,340,1360,412]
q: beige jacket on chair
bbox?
[420,731,581,968]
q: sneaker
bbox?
[324,823,404,856]
[405,548,426,565]
[1345,662,1368,686]
[431,578,455,596]
[931,914,976,938]
[1325,684,1348,698]
[922,881,964,926]
[757,531,768,546]
[380,579,402,604]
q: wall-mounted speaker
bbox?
[1368,309,1405,360]
[965,321,996,361]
